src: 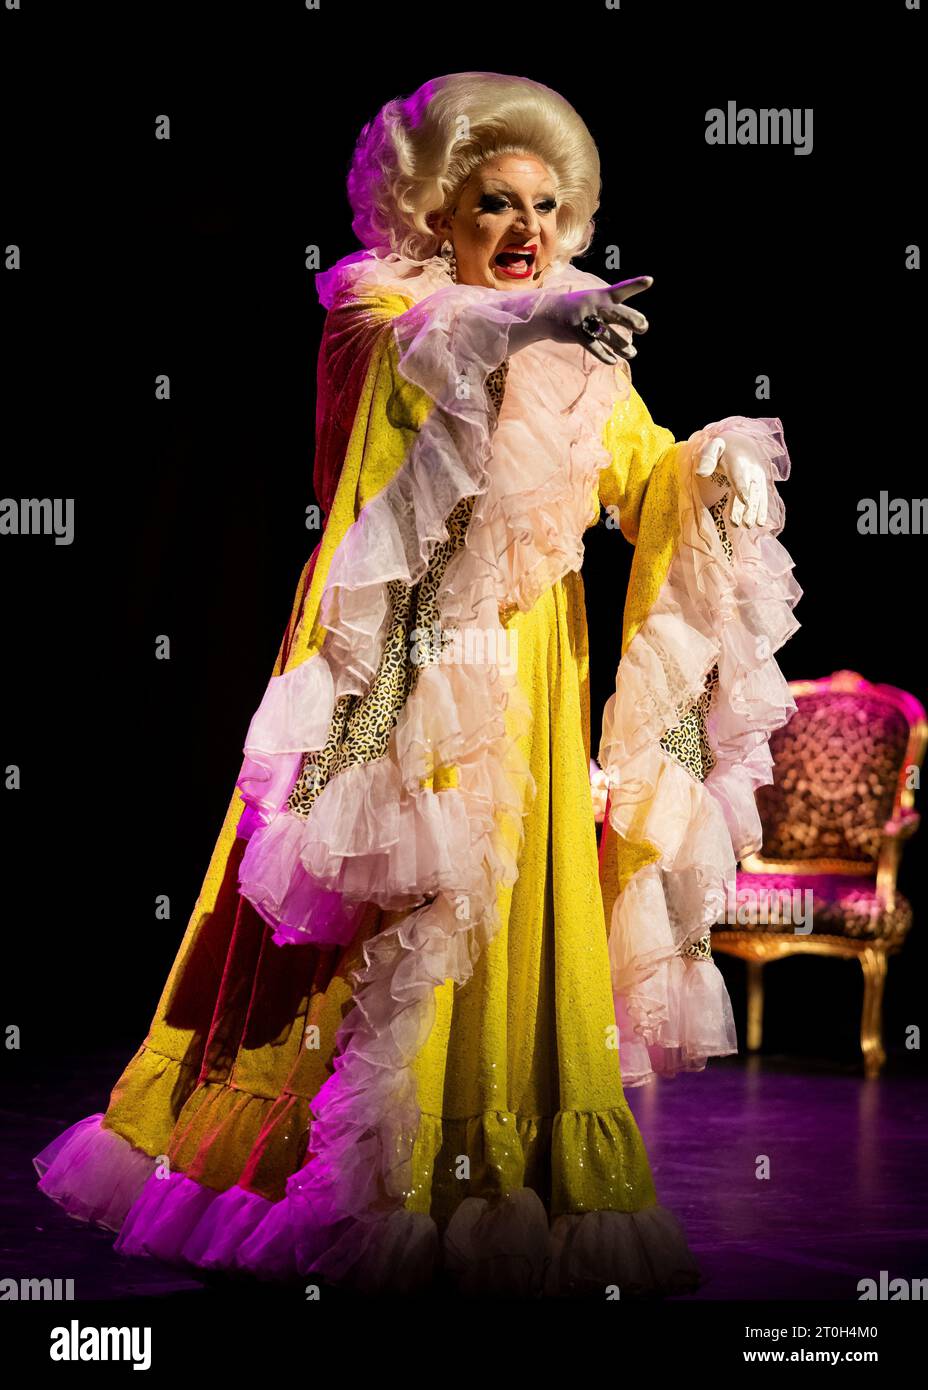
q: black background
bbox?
[2,1,924,1080]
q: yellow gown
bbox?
[35,284,706,1291]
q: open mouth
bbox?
[493,244,537,278]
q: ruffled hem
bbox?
[447,1191,700,1298]
[35,1114,700,1298]
[599,416,801,1085]
[32,1113,158,1233]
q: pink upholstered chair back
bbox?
[750,670,926,874]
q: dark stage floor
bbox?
[4,1049,926,1302]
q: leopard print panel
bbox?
[682,932,714,961]
[286,362,509,820]
[484,360,509,412]
[659,473,731,785]
[662,467,732,960]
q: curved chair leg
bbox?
[746,960,764,1052]
[860,947,888,1079]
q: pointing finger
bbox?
[607,275,654,306]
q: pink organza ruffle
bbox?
[31,1114,698,1296]
[32,1112,158,1233]
[598,417,801,1085]
[240,663,533,937]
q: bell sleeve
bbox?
[595,377,803,1086]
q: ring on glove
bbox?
[579,314,608,340]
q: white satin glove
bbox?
[694,430,769,527]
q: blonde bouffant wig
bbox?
[347,72,602,265]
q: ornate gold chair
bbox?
[711,670,927,1077]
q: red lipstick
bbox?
[493,243,537,279]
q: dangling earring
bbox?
[439,238,457,283]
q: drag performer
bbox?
[34,71,801,1296]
